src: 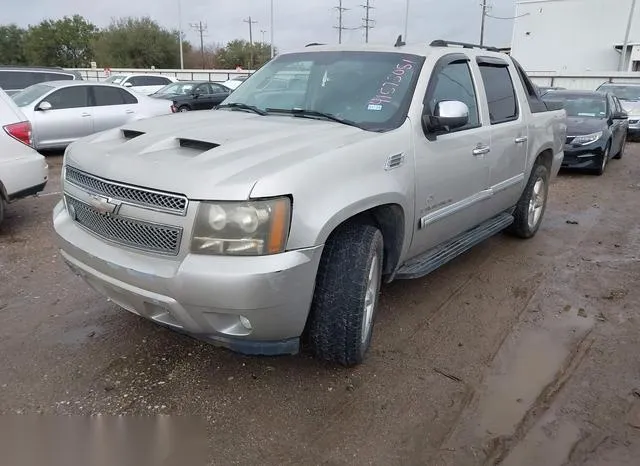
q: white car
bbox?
[222,76,249,90]
[104,74,178,96]
[0,88,48,227]
[13,81,173,150]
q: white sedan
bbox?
[104,74,178,95]
[12,81,173,150]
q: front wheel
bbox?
[594,143,610,176]
[307,223,383,366]
[178,105,190,112]
[506,163,550,239]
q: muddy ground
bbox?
[1,148,640,466]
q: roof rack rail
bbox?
[305,42,325,47]
[429,40,500,52]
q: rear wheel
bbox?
[0,197,4,228]
[178,105,190,112]
[307,223,383,366]
[506,163,549,239]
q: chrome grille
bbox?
[65,166,188,215]
[65,195,182,255]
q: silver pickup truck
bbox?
[53,40,566,366]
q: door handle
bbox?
[81,113,91,117]
[472,144,491,156]
[515,136,528,144]
[125,110,135,114]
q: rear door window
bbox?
[93,86,129,106]
[478,64,518,124]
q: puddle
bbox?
[475,307,593,437]
[57,325,103,345]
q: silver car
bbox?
[12,81,173,150]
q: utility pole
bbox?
[243,16,258,70]
[190,21,208,69]
[260,30,267,43]
[178,0,184,69]
[334,0,350,44]
[404,0,410,41]
[480,0,487,46]
[362,0,375,43]
[270,0,275,58]
[619,0,638,71]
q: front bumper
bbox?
[53,201,323,355]
[561,143,606,169]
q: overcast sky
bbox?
[9,0,517,51]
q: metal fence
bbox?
[528,71,640,91]
[67,68,255,83]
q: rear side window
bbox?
[131,76,172,86]
[93,86,138,105]
[45,87,90,109]
[478,64,518,124]
[0,71,74,91]
[511,58,548,113]
[426,60,480,131]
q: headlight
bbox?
[191,197,291,256]
[572,131,602,146]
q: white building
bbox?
[511,0,640,72]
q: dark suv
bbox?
[0,66,83,96]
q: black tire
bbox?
[594,142,610,176]
[506,163,550,239]
[178,105,190,112]
[307,223,383,366]
[613,135,626,159]
[0,197,4,229]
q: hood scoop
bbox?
[122,129,145,140]
[178,138,220,152]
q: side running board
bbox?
[395,212,514,280]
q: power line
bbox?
[189,21,208,69]
[362,0,375,43]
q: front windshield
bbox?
[543,94,607,118]
[221,51,425,131]
[597,85,640,101]
[12,83,54,107]
[104,75,126,85]
[154,82,197,95]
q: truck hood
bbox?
[65,110,379,200]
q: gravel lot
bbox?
[1,148,640,465]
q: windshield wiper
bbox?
[267,108,363,129]
[217,102,267,116]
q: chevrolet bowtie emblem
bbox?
[87,194,121,215]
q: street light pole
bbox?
[404,0,410,41]
[480,0,487,46]
[619,0,638,71]
[270,0,275,58]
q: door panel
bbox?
[91,85,138,132]
[33,86,93,149]
[477,62,527,219]
[409,57,491,258]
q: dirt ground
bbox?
[1,147,640,466]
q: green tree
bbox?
[0,25,27,65]
[215,40,274,70]
[23,15,97,67]
[93,17,183,68]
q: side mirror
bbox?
[424,100,469,132]
[123,82,133,88]
[612,111,628,120]
[37,101,52,111]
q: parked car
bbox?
[53,40,566,366]
[12,81,173,150]
[103,74,178,96]
[0,66,82,96]
[0,88,48,227]
[222,76,249,90]
[542,90,628,175]
[595,82,640,138]
[151,81,231,112]
[537,85,565,96]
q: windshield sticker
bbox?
[368,58,417,109]
[368,104,383,111]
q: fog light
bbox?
[239,316,252,330]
